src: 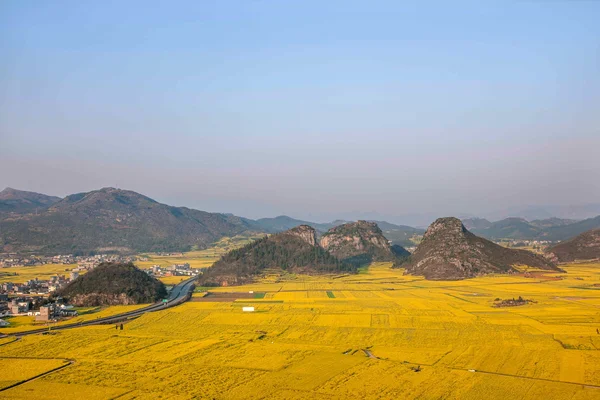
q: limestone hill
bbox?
[320,221,410,266]
[546,229,600,262]
[199,225,353,286]
[401,217,559,280]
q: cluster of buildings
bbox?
[501,239,554,250]
[147,263,200,278]
[0,296,78,323]
[0,253,135,269]
[1,272,79,296]
[0,272,81,325]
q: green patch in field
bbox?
[74,306,102,316]
[254,292,266,299]
[194,286,215,292]
[326,291,336,298]
[234,300,284,304]
[357,265,370,274]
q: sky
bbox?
[1,1,599,224]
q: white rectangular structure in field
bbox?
[242,307,255,312]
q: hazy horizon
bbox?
[2,1,599,224]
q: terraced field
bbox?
[2,262,600,399]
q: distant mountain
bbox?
[57,262,167,306]
[483,204,600,222]
[0,187,259,255]
[0,187,61,216]
[462,218,492,231]
[467,215,600,242]
[251,215,335,233]
[529,218,578,229]
[546,229,600,262]
[538,216,600,242]
[400,217,559,280]
[320,221,409,266]
[198,225,353,286]
[470,217,541,240]
[368,220,425,247]
[483,206,554,222]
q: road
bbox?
[4,276,197,338]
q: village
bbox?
[146,263,201,279]
[0,253,202,328]
[0,253,136,268]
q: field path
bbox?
[0,359,74,392]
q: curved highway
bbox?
[5,276,197,338]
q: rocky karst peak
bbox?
[320,220,408,265]
[401,217,559,280]
[423,217,467,240]
[285,224,318,246]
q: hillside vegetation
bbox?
[57,262,167,306]
[0,187,258,255]
[546,229,600,262]
[0,187,61,216]
[199,225,354,286]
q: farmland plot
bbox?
[1,261,600,399]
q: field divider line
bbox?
[0,359,74,392]
[108,389,136,400]
[0,337,20,347]
[449,367,600,389]
[444,293,479,304]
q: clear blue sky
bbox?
[1,1,599,223]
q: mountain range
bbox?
[1,186,599,255]
[463,216,600,242]
[0,187,256,254]
[0,188,421,255]
[0,187,61,215]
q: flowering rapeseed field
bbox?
[1,262,600,399]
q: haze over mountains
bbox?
[0,188,423,254]
[1,186,600,256]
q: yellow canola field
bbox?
[1,261,600,399]
[0,304,149,334]
[0,358,68,390]
[0,264,80,284]
[135,235,262,271]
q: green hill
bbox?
[57,262,167,306]
[0,187,259,255]
[0,187,61,216]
